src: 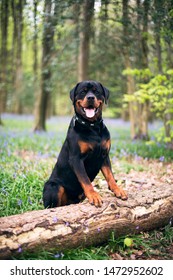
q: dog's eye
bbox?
[81,88,88,93]
[78,91,86,98]
[95,91,100,96]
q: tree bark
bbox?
[33,0,54,131]
[122,0,136,139]
[0,183,173,259]
[137,0,150,140]
[78,0,95,81]
[153,0,164,74]
[13,0,23,114]
[33,0,38,78]
[0,0,9,115]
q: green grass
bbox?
[0,114,173,259]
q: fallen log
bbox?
[0,183,173,259]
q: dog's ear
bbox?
[99,83,109,104]
[70,83,80,104]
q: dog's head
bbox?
[70,80,109,121]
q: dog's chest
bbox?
[78,135,110,160]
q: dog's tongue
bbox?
[84,108,95,118]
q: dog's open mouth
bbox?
[82,106,99,118]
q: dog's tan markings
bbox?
[81,184,103,207]
[101,165,128,200]
[78,140,94,154]
[101,139,111,151]
[57,186,68,206]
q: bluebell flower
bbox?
[18,246,22,253]
[159,156,165,162]
[2,187,8,195]
[53,216,58,223]
[54,252,64,258]
[28,197,32,205]
[17,199,22,206]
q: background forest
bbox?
[0,0,173,260]
[0,0,173,145]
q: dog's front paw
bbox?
[85,189,103,207]
[112,186,128,200]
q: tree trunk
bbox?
[33,0,38,79]
[96,0,109,82]
[141,0,149,69]
[33,0,40,127]
[11,0,17,96]
[137,0,150,140]
[137,103,149,140]
[78,0,95,81]
[72,1,80,69]
[122,0,136,139]
[0,0,9,115]
[153,0,164,74]
[166,41,173,69]
[163,103,173,149]
[0,183,172,259]
[13,0,23,114]
[33,0,54,131]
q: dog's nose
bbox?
[87,94,95,101]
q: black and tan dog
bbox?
[43,80,127,208]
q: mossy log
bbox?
[0,183,173,259]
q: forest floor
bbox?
[0,114,173,260]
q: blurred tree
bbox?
[162,0,173,141]
[34,0,55,131]
[33,0,39,123]
[78,0,95,81]
[124,69,173,149]
[164,0,173,69]
[33,0,38,79]
[122,0,136,139]
[136,0,150,139]
[152,0,165,74]
[13,0,24,114]
[0,0,9,121]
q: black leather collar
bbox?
[73,114,103,129]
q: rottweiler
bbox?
[43,80,127,208]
